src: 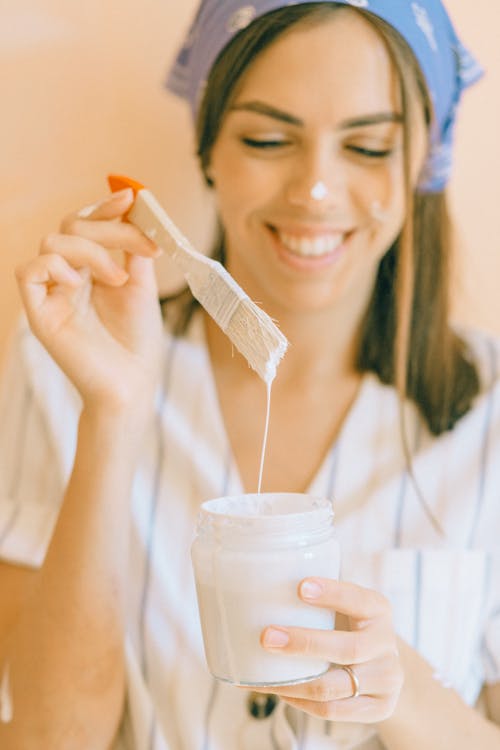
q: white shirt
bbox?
[1,312,499,749]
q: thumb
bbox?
[124,253,160,295]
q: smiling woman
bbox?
[185,3,476,436]
[1,2,500,750]
[206,10,413,310]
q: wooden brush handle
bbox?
[107,174,195,270]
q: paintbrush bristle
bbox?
[227,299,288,382]
[187,263,288,382]
[120,183,288,381]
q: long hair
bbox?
[163,2,480,437]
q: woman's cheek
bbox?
[218,158,277,202]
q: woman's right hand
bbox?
[15,188,165,412]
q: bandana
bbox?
[166,1,483,191]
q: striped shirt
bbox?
[1,311,499,749]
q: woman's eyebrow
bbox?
[229,101,403,130]
[230,101,303,125]
[338,112,403,129]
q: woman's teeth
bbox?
[277,231,344,257]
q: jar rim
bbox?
[197,493,333,533]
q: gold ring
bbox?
[340,665,360,699]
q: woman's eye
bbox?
[347,145,394,159]
[241,137,290,150]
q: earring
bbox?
[310,181,329,201]
[204,166,215,186]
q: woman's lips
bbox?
[267,225,351,270]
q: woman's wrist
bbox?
[376,639,433,735]
[375,639,498,750]
[80,392,156,449]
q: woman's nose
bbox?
[284,157,345,211]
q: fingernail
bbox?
[300,580,323,599]
[152,246,164,258]
[262,628,289,648]
[110,188,134,201]
[77,201,102,219]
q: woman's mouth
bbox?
[267,225,351,269]
[277,230,345,257]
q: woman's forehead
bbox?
[167,0,482,191]
[232,14,401,123]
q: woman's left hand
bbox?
[257,578,404,723]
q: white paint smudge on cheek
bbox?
[370,200,389,223]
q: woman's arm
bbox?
[0,406,144,749]
[0,189,164,748]
[377,639,500,749]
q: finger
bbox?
[281,693,397,723]
[16,254,83,314]
[250,655,403,702]
[40,234,129,286]
[123,253,160,295]
[261,620,394,664]
[73,188,134,221]
[298,578,392,624]
[59,216,160,259]
[65,189,161,258]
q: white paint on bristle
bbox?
[226,297,288,384]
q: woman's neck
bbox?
[204,296,368,493]
[205,286,369,390]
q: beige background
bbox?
[1,1,499,366]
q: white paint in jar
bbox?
[191,493,341,686]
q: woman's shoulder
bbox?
[459,325,500,392]
[449,327,500,450]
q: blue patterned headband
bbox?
[166,1,483,192]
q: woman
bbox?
[1,1,499,748]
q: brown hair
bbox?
[162,2,480,437]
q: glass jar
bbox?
[191,492,340,686]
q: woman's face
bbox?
[209,10,427,317]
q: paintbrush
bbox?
[107,175,288,382]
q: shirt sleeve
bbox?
[475,335,500,685]
[0,316,81,568]
[482,552,500,685]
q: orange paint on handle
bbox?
[107,174,145,196]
